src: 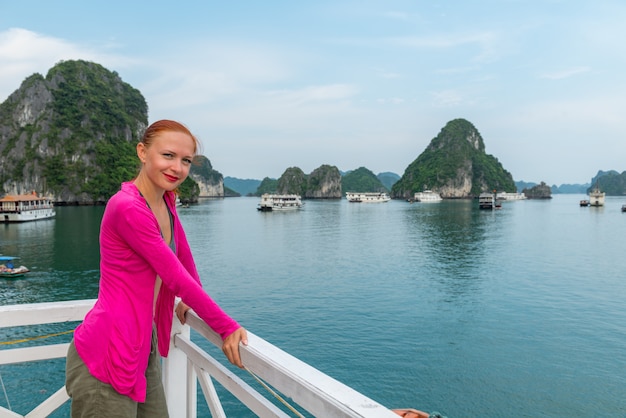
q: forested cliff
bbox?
[0,60,222,203]
[2,61,522,203]
[391,119,516,199]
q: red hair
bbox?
[141,119,201,155]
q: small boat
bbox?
[588,182,605,207]
[622,204,626,212]
[0,256,30,278]
[257,194,303,211]
[0,192,55,222]
[580,200,590,207]
[346,192,390,203]
[414,190,442,203]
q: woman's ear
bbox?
[136,142,147,163]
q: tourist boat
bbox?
[496,192,527,201]
[0,256,30,278]
[346,192,391,203]
[413,190,442,203]
[257,194,303,211]
[0,192,55,222]
[580,200,590,207]
[588,183,605,207]
[478,192,496,209]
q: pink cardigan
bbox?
[73,182,240,402]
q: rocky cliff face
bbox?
[0,60,148,203]
[0,60,224,203]
[191,175,223,197]
[305,165,341,199]
[391,118,516,199]
[275,165,342,198]
[437,165,474,198]
[189,156,224,197]
[277,167,307,195]
[523,181,552,199]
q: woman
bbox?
[66,120,247,417]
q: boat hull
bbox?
[588,197,605,207]
[257,205,300,211]
[1,208,55,222]
[0,262,29,279]
[346,192,390,203]
[0,271,28,279]
[0,193,56,223]
[257,194,303,211]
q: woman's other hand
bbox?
[175,301,191,324]
[222,327,248,368]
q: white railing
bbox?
[0,300,398,418]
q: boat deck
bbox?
[0,300,399,417]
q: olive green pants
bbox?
[65,327,169,418]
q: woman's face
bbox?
[137,130,195,192]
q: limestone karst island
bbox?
[1,60,624,204]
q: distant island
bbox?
[1,59,624,202]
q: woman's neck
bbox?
[134,174,165,209]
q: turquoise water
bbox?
[1,195,625,417]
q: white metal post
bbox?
[163,312,197,418]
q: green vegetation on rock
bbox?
[256,177,278,195]
[391,118,516,199]
[277,167,307,195]
[0,59,148,201]
[342,167,388,194]
[377,172,400,190]
[178,176,200,203]
[523,181,552,199]
[590,170,626,195]
[0,59,229,203]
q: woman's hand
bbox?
[222,327,248,368]
[175,301,191,324]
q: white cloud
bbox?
[383,11,411,21]
[387,31,499,62]
[266,84,358,105]
[136,40,295,111]
[376,97,405,105]
[0,28,136,101]
[431,89,464,107]
[539,66,591,80]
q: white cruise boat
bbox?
[496,192,527,201]
[346,192,391,203]
[414,190,442,203]
[588,184,605,207]
[0,192,55,222]
[478,192,496,209]
[257,193,303,211]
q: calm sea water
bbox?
[1,195,625,417]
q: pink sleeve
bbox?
[114,196,240,339]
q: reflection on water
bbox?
[1,219,56,267]
[2,195,626,417]
[0,206,103,305]
[402,199,495,304]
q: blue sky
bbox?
[1,1,625,185]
